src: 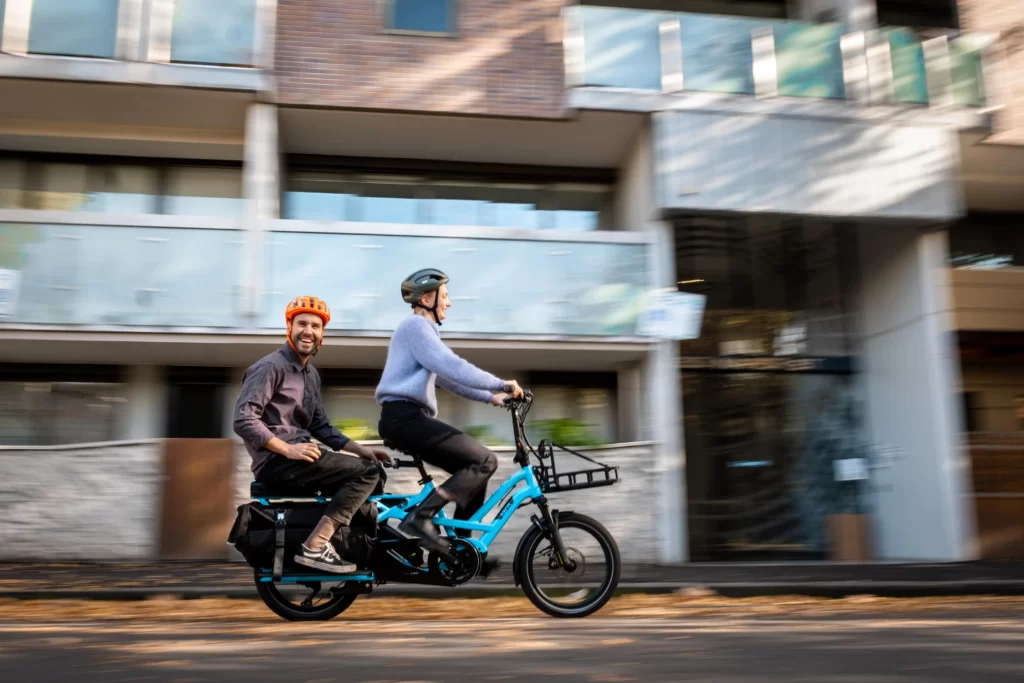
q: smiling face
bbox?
[419,284,451,322]
[288,312,325,359]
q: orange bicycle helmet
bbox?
[285,296,331,326]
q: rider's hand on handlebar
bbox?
[284,442,321,463]
[501,379,525,400]
[490,392,509,407]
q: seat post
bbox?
[413,456,431,486]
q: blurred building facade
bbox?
[0,0,1020,563]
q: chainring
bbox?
[428,539,482,584]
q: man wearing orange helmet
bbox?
[234,296,391,574]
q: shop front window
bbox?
[675,215,868,560]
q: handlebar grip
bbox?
[503,389,533,406]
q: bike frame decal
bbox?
[371,465,543,554]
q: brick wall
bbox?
[275,0,568,119]
[959,0,1024,144]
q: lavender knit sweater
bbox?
[375,315,505,417]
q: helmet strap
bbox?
[415,292,441,326]
[430,292,442,327]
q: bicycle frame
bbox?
[371,462,544,554]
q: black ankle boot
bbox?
[398,491,449,553]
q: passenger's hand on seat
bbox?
[284,442,321,462]
[360,447,392,466]
[368,448,391,464]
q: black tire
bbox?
[254,572,359,622]
[515,512,620,618]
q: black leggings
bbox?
[378,401,498,528]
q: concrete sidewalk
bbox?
[2,561,1024,600]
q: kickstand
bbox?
[299,582,322,608]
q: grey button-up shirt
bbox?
[233,345,350,475]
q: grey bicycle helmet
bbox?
[401,268,449,324]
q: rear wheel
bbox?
[515,512,620,618]
[254,572,360,621]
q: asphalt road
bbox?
[1,596,1022,682]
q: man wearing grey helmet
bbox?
[375,268,525,557]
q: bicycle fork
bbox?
[532,497,576,571]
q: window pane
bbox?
[84,166,161,214]
[0,382,126,446]
[679,14,761,96]
[171,0,257,66]
[349,180,420,223]
[32,163,91,211]
[773,22,846,100]
[28,0,119,59]
[492,203,539,229]
[6,224,243,326]
[0,1,6,42]
[392,0,452,33]
[285,191,347,221]
[164,167,244,217]
[285,173,350,220]
[429,198,484,226]
[358,197,419,224]
[553,210,599,231]
[0,160,26,209]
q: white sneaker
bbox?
[294,542,359,574]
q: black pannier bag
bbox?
[228,499,378,571]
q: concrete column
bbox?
[118,365,167,441]
[240,103,280,321]
[145,0,174,63]
[116,0,145,61]
[857,225,977,561]
[1,0,32,54]
[643,335,687,563]
[617,120,687,563]
[222,368,246,441]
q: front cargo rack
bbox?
[534,439,619,493]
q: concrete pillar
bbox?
[222,368,246,441]
[240,103,280,321]
[643,336,687,563]
[857,226,977,561]
[145,0,174,63]
[1,0,32,54]
[617,120,688,563]
[116,0,145,61]
[118,365,167,441]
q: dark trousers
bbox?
[256,449,379,527]
[378,401,498,530]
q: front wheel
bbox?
[515,512,620,618]
[254,572,360,621]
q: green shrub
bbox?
[333,418,379,441]
[530,418,606,447]
[464,425,509,447]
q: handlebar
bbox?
[503,389,533,407]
